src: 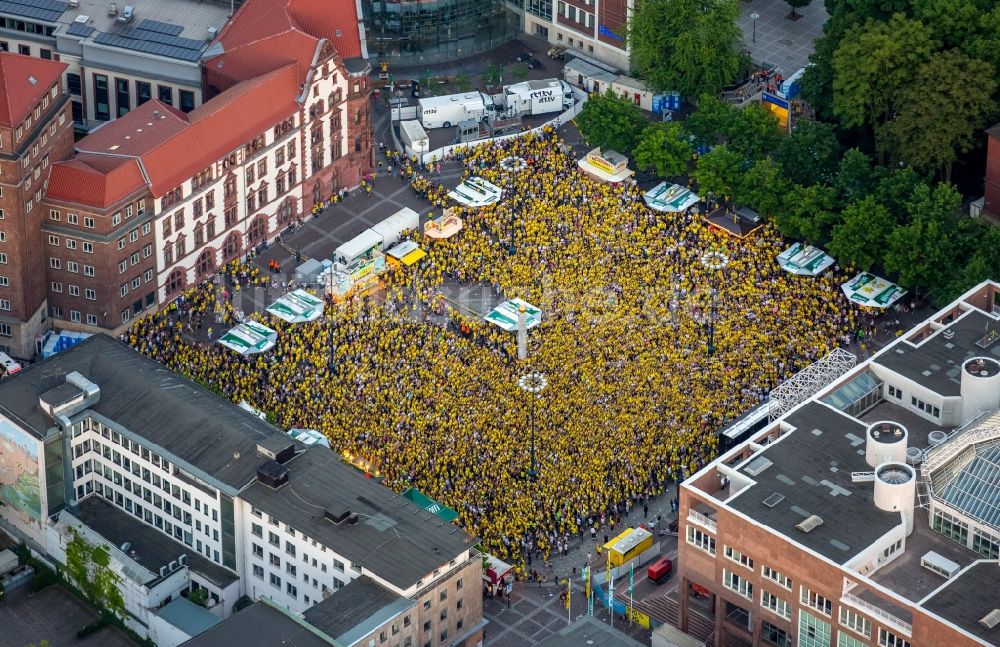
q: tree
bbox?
[884,213,958,299]
[773,183,837,245]
[691,145,743,199]
[785,0,812,20]
[64,529,126,621]
[887,50,996,180]
[575,90,647,154]
[683,94,736,147]
[452,73,472,93]
[832,14,936,159]
[774,120,842,186]
[912,0,982,50]
[832,148,874,207]
[735,158,790,218]
[511,63,530,82]
[872,167,923,223]
[726,104,783,162]
[629,0,743,98]
[827,195,895,271]
[633,122,694,178]
[483,64,504,89]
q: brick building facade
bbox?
[0,53,75,358]
[38,0,372,338]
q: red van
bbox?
[647,557,673,583]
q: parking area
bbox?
[0,585,137,647]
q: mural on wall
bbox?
[0,416,41,521]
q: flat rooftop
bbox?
[302,576,413,645]
[18,0,235,62]
[923,560,1000,644]
[240,446,477,591]
[74,496,238,588]
[858,400,954,453]
[874,309,1000,397]
[0,334,289,492]
[180,600,331,647]
[728,401,901,564]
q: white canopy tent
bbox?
[266,289,325,323]
[777,243,835,276]
[217,321,278,355]
[841,272,906,308]
[483,298,542,332]
[643,182,700,213]
[448,177,502,207]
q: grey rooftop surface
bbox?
[922,560,1000,645]
[154,597,221,638]
[180,600,331,647]
[0,334,289,492]
[874,309,1000,397]
[302,575,413,644]
[74,496,238,587]
[728,401,900,563]
[534,615,648,647]
[240,445,477,591]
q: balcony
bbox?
[687,508,717,532]
[841,592,912,636]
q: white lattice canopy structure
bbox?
[768,347,857,422]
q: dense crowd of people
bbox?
[126,127,867,572]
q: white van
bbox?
[0,352,21,378]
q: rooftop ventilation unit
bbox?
[178,555,187,566]
[256,459,289,488]
[796,515,824,533]
[980,609,1000,630]
[744,456,773,476]
[323,506,351,524]
[73,14,87,23]
[159,566,167,578]
[928,430,948,446]
[169,560,178,572]
[942,328,955,340]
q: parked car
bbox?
[647,557,673,584]
[547,46,566,60]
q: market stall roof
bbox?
[266,289,325,323]
[385,240,426,266]
[643,182,699,213]
[483,298,542,331]
[217,321,277,355]
[777,243,835,276]
[448,176,502,207]
[841,272,906,308]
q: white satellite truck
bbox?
[501,79,574,116]
[418,91,494,129]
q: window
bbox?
[763,622,792,647]
[933,510,969,544]
[51,281,63,293]
[85,288,96,300]
[69,285,79,296]
[910,396,940,418]
[799,610,832,647]
[179,90,195,113]
[94,74,110,121]
[86,314,97,326]
[761,590,792,620]
[973,529,1000,559]
[67,261,78,273]
[0,323,10,337]
[723,569,752,599]
[286,583,297,598]
[70,310,81,322]
[877,628,910,647]
[84,216,95,229]
[50,258,61,269]
[887,385,902,400]
[686,526,716,555]
[119,260,128,274]
[48,234,60,246]
[115,78,130,117]
[49,209,61,221]
[158,85,173,105]
[839,631,866,647]
[800,586,832,616]
[270,573,281,588]
[762,565,791,590]
[66,239,77,250]
[269,531,280,547]
[252,543,264,558]
[725,545,753,570]
[253,564,264,579]
[136,81,151,106]
[18,44,29,55]
[839,607,872,638]
[118,237,126,250]
[67,73,82,95]
[84,265,94,276]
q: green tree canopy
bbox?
[832,14,936,158]
[692,145,743,199]
[884,213,957,299]
[629,0,743,97]
[575,90,647,154]
[633,122,695,178]
[832,148,873,207]
[726,104,784,162]
[785,0,813,20]
[827,195,895,271]
[683,94,736,147]
[887,49,997,180]
[773,183,837,245]
[774,120,842,186]
[735,158,791,218]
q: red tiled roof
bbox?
[0,53,67,127]
[45,155,146,209]
[207,0,361,87]
[76,100,189,157]
[141,64,300,196]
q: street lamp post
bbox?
[518,371,547,480]
[751,12,760,44]
[699,251,729,358]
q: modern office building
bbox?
[0,53,76,358]
[0,0,240,131]
[37,0,372,335]
[677,280,1000,647]
[362,0,520,66]
[508,0,632,72]
[0,334,483,645]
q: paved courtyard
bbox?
[737,0,829,75]
[0,585,137,647]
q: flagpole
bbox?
[607,548,613,629]
[566,575,572,625]
[629,562,634,626]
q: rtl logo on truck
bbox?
[529,90,555,99]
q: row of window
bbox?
[49,281,96,300]
[92,73,194,122]
[12,85,59,144]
